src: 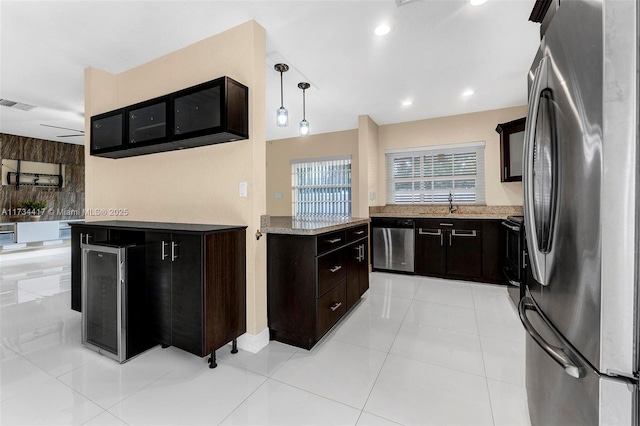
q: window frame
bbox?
[385,141,486,205]
[291,155,352,219]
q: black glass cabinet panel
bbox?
[129,99,167,144]
[91,110,125,153]
[174,86,221,136]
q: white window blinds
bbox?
[385,142,486,205]
[291,156,352,219]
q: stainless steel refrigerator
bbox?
[520,0,639,424]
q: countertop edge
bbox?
[369,213,514,220]
[261,217,370,235]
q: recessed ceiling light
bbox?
[462,89,475,97]
[375,24,391,36]
[401,99,413,106]
[470,0,487,5]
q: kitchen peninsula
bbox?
[262,216,370,350]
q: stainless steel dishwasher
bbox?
[371,218,415,273]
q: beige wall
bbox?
[84,21,268,335]
[358,115,381,209]
[266,129,359,216]
[378,106,526,206]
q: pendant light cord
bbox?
[302,88,306,120]
[280,71,284,108]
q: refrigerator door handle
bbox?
[518,296,586,379]
[523,56,548,285]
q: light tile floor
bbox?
[0,250,530,425]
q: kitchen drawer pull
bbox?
[330,302,342,312]
[354,230,365,235]
[418,228,441,236]
[327,238,342,244]
[452,230,477,237]
[440,223,454,227]
[329,265,342,273]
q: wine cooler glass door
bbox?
[82,244,125,362]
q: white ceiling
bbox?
[0,0,540,145]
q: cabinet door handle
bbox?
[441,232,444,247]
[327,238,342,244]
[451,230,477,237]
[449,232,452,246]
[329,265,342,273]
[330,302,342,312]
[505,167,508,180]
[171,241,178,261]
[418,228,441,236]
[161,241,169,260]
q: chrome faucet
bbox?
[448,192,456,214]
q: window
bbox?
[386,142,485,205]
[291,156,351,219]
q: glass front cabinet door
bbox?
[90,109,125,155]
[128,98,168,145]
[496,117,525,182]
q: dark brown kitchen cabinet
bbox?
[144,230,246,360]
[446,228,482,279]
[496,117,526,182]
[415,222,446,277]
[90,76,248,159]
[414,219,483,282]
[346,240,368,310]
[70,221,246,366]
[267,223,369,350]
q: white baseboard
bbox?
[228,328,270,354]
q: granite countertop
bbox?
[260,216,370,235]
[369,205,523,220]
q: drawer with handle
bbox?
[317,248,346,297]
[346,224,368,243]
[317,280,346,338]
[317,230,346,255]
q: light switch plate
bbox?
[274,192,283,199]
[239,181,248,198]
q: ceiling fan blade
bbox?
[57,134,84,137]
[41,123,84,133]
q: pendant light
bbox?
[274,63,289,127]
[298,82,310,136]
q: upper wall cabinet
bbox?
[496,117,525,182]
[90,77,249,159]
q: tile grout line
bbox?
[356,283,415,425]
[473,290,498,426]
